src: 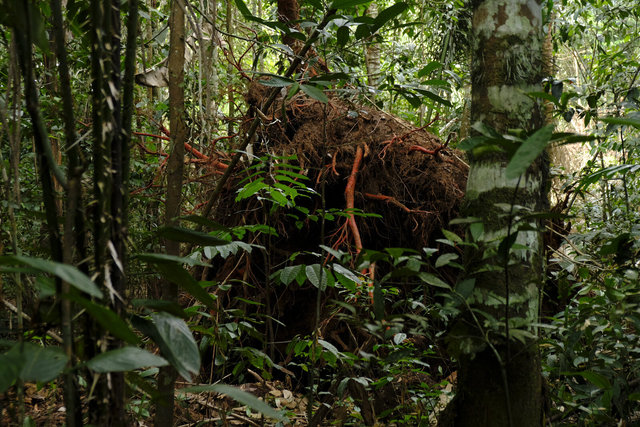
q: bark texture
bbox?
[445,1,548,425]
[154,0,186,425]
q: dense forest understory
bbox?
[1,0,640,426]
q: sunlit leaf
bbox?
[506,125,554,179]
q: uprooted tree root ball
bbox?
[204,80,468,381]
[227,81,468,253]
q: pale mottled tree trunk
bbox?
[445,1,548,425]
[364,3,381,90]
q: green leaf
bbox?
[151,262,217,311]
[330,0,372,10]
[0,255,102,298]
[300,84,328,103]
[417,61,442,77]
[455,278,475,299]
[179,384,287,421]
[566,371,611,390]
[354,23,371,40]
[336,25,350,47]
[234,0,255,19]
[87,347,168,372]
[457,135,488,151]
[371,2,408,34]
[527,91,560,106]
[418,272,450,289]
[236,178,267,201]
[131,299,189,318]
[599,116,640,129]
[414,88,452,107]
[435,253,458,268]
[506,125,554,179]
[136,253,210,267]
[280,265,303,286]
[180,215,230,231]
[0,350,21,392]
[68,295,140,345]
[306,264,324,289]
[151,313,200,381]
[258,74,295,87]
[157,227,228,247]
[8,343,67,384]
[441,229,463,244]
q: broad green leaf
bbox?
[599,116,640,129]
[506,125,554,180]
[336,25,350,47]
[371,2,408,34]
[0,255,102,298]
[441,229,463,244]
[354,23,371,40]
[151,313,200,381]
[157,226,228,246]
[287,82,300,99]
[87,347,168,372]
[417,61,442,77]
[455,278,476,299]
[579,164,640,189]
[258,74,295,87]
[471,121,502,138]
[180,215,230,231]
[330,0,372,10]
[421,79,450,87]
[306,264,323,289]
[131,299,188,318]
[414,88,452,107]
[236,178,267,201]
[280,265,303,285]
[318,339,341,358]
[418,272,450,289]
[234,0,256,20]
[300,84,328,103]
[457,136,488,151]
[151,262,217,311]
[136,253,210,267]
[0,349,23,392]
[179,384,287,421]
[566,371,611,390]
[8,343,67,384]
[69,295,140,344]
[526,91,560,106]
[435,253,459,268]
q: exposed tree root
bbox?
[345,145,364,254]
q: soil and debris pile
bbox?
[217,81,468,254]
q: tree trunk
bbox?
[445,1,548,426]
[364,3,381,90]
[154,0,186,424]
